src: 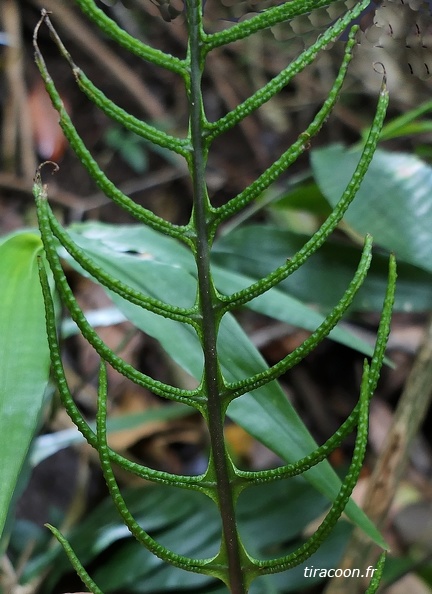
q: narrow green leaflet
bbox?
[62,222,386,548]
[213,224,432,313]
[66,222,378,354]
[311,145,432,273]
[0,233,52,541]
[31,0,392,589]
[212,265,376,353]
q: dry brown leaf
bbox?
[224,423,255,463]
[28,79,69,161]
[108,389,168,451]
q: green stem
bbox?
[203,0,371,50]
[186,2,245,592]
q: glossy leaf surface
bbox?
[0,233,51,541]
[312,146,432,273]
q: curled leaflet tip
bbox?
[33,9,52,44]
[34,161,59,190]
[373,61,387,91]
[373,61,387,78]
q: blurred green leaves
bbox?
[22,478,351,594]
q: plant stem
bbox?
[185,1,246,592]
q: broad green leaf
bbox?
[213,224,432,313]
[212,266,377,354]
[237,479,328,551]
[66,222,378,354]
[311,145,432,273]
[62,222,386,547]
[0,233,51,542]
[269,182,330,217]
[265,182,332,235]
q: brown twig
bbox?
[1,0,37,180]
[30,0,167,120]
[0,165,186,221]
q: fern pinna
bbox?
[33,1,395,593]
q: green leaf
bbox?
[61,222,386,548]
[311,145,432,273]
[270,182,331,217]
[212,265,376,355]
[67,222,378,353]
[0,233,52,542]
[213,224,432,313]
